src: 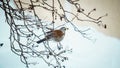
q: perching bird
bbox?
[37,27,67,44]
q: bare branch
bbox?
[0,0,107,68]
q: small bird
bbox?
[37,27,67,44]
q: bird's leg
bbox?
[57,42,63,50]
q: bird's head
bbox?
[60,27,68,32]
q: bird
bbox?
[37,27,67,44]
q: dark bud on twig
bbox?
[60,14,65,21]
[36,0,39,2]
[28,5,34,10]
[54,66,59,68]
[52,21,55,23]
[82,9,84,11]
[55,15,57,20]
[47,55,49,59]
[27,34,33,37]
[64,57,68,60]
[32,52,34,55]
[49,52,53,55]
[60,16,63,21]
[104,24,107,29]
[63,66,65,68]
[61,59,64,62]
[0,43,3,47]
[77,9,81,12]
[93,8,96,11]
[77,9,84,12]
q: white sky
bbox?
[0,1,120,68]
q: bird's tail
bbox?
[37,38,46,44]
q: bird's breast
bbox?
[52,30,65,42]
